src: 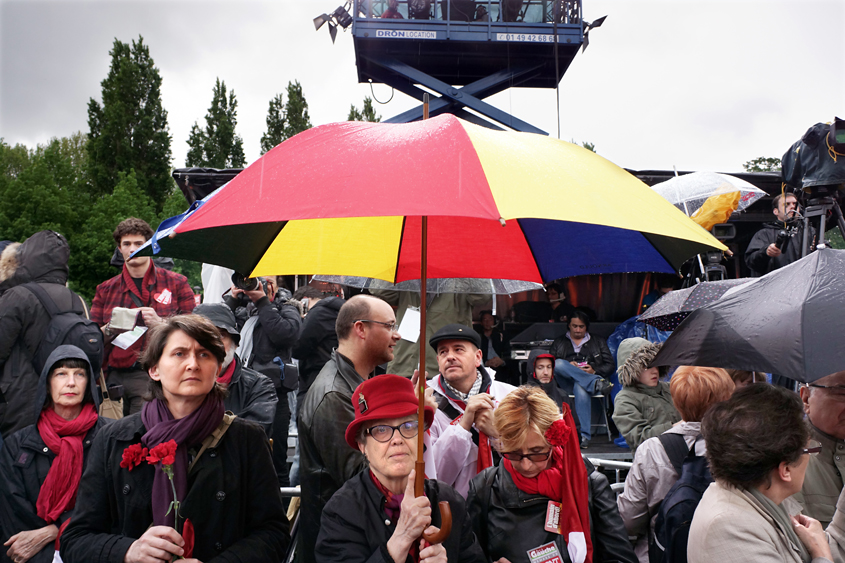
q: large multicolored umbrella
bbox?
[637,278,752,331]
[142,114,725,282]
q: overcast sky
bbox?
[1,0,842,174]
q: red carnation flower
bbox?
[182,518,195,558]
[146,439,178,467]
[544,418,572,447]
[120,443,149,471]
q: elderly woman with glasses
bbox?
[688,384,835,563]
[467,385,636,563]
[316,374,485,563]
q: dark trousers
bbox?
[272,389,291,489]
[108,368,150,416]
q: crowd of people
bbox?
[0,216,843,563]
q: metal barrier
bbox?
[586,457,633,486]
[280,487,301,497]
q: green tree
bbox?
[348,96,381,122]
[260,93,286,155]
[87,36,173,210]
[185,78,245,168]
[743,157,781,173]
[282,80,312,140]
[68,170,158,299]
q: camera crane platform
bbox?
[314,0,600,133]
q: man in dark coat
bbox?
[745,192,812,277]
[0,231,88,438]
[225,277,301,488]
[297,295,399,563]
[194,303,278,437]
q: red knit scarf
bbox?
[503,418,593,563]
[36,404,98,524]
[217,359,236,386]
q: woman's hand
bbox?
[123,526,185,563]
[792,514,832,561]
[419,532,446,563]
[4,524,59,563]
[386,470,432,563]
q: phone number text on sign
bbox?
[496,33,558,42]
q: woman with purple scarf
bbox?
[60,315,289,563]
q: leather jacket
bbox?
[549,334,616,378]
[467,458,637,563]
[296,350,368,563]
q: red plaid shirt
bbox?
[91,261,196,371]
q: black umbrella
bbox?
[651,248,845,382]
[637,278,753,331]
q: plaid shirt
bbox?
[91,261,196,370]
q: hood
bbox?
[0,241,21,293]
[35,344,100,418]
[527,349,555,378]
[313,295,345,312]
[617,338,666,387]
[14,231,70,286]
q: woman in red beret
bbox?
[315,374,485,563]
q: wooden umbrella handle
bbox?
[423,502,452,544]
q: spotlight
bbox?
[581,14,607,53]
[313,13,331,30]
[333,5,354,28]
[313,2,353,43]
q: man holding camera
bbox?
[744,193,812,277]
[224,275,301,488]
[91,218,196,416]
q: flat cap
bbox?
[193,303,240,344]
[429,323,481,351]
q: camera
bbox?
[775,229,790,251]
[231,272,268,293]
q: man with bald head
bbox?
[795,371,845,527]
[297,295,400,563]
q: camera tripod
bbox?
[799,189,845,257]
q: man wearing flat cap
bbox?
[193,303,278,437]
[426,323,516,497]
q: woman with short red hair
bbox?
[617,365,734,563]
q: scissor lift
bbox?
[350,0,585,134]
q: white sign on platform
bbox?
[376,29,437,39]
[496,33,558,43]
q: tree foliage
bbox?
[260,93,286,154]
[348,96,381,122]
[743,157,781,173]
[86,36,173,211]
[282,80,312,140]
[186,78,246,169]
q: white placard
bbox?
[112,326,148,350]
[397,307,421,343]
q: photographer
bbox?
[745,193,813,277]
[225,275,301,487]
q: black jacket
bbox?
[467,459,637,563]
[526,349,580,437]
[549,334,616,378]
[60,413,289,563]
[225,289,302,390]
[297,350,369,563]
[0,231,83,438]
[744,222,812,277]
[292,296,344,399]
[316,471,486,563]
[223,355,278,437]
[0,346,109,563]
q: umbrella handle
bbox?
[422,502,452,545]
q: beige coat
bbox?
[793,424,845,528]
[689,481,834,563]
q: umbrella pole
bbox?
[416,95,452,547]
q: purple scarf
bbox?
[141,395,225,527]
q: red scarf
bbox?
[438,379,493,474]
[217,360,236,386]
[370,471,423,561]
[503,415,593,563]
[36,404,99,524]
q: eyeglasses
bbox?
[803,440,822,456]
[356,319,398,332]
[366,420,419,442]
[806,384,845,399]
[501,450,553,462]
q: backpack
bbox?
[22,282,104,378]
[649,433,713,563]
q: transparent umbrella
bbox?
[651,171,767,217]
[312,275,543,295]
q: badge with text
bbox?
[527,541,564,563]
[544,500,563,534]
[154,289,172,305]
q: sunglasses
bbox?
[501,450,553,462]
